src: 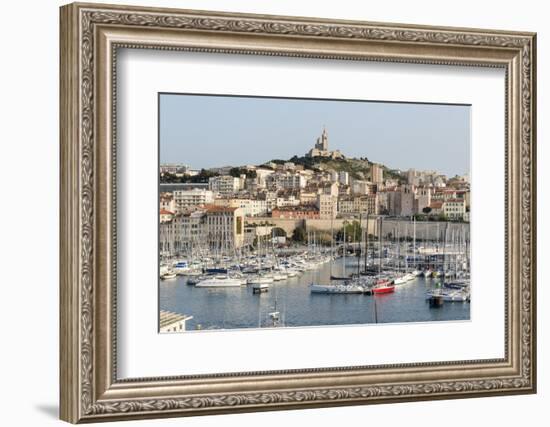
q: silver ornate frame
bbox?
[60,2,537,423]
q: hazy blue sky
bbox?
[160,93,470,177]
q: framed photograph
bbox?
[60,2,537,423]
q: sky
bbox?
[160,93,470,177]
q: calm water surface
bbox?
[160,257,470,331]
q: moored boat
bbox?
[195,275,242,288]
[161,270,177,280]
[310,283,365,294]
[372,279,395,294]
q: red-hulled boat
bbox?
[372,279,395,294]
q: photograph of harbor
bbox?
[158,93,471,333]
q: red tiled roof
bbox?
[272,205,318,212]
[160,209,174,215]
[203,204,239,213]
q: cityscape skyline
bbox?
[160,93,470,177]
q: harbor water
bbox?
[160,257,470,331]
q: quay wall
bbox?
[245,216,469,241]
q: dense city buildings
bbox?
[160,127,470,255]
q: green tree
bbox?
[422,206,432,214]
[337,220,362,242]
[292,226,307,243]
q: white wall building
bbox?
[267,172,307,190]
[338,171,349,185]
[159,310,193,333]
[208,175,240,195]
[173,189,214,210]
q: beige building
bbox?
[443,198,466,220]
[370,163,384,184]
[338,194,378,216]
[159,214,182,255]
[159,206,245,256]
[204,206,245,250]
[317,194,338,219]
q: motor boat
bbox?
[195,275,242,287]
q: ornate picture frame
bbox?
[60,2,536,423]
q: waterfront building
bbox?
[159,214,182,255]
[306,127,345,159]
[271,205,320,219]
[204,205,245,250]
[173,188,214,210]
[160,310,193,333]
[160,206,245,256]
[208,175,241,195]
[180,210,207,247]
[443,198,466,220]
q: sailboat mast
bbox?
[364,213,369,273]
[413,216,416,269]
[330,216,334,276]
[357,213,362,276]
[378,216,383,276]
[343,222,346,277]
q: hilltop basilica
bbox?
[305,127,345,159]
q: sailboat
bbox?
[373,217,395,294]
[330,220,351,280]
